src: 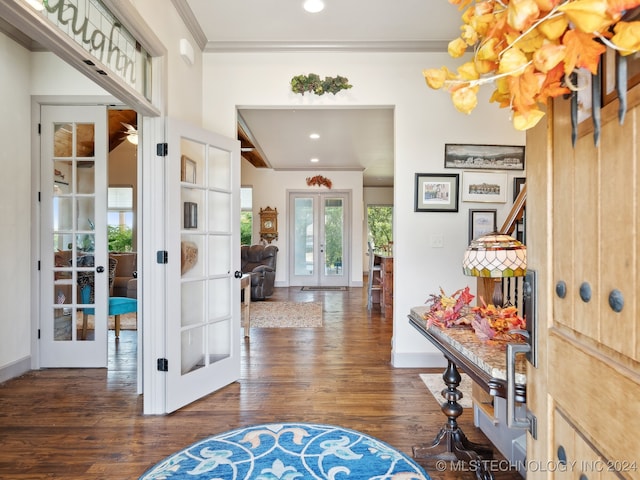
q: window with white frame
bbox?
[108,186,134,252]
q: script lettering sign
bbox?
[43,0,143,88]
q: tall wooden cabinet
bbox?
[526,79,640,478]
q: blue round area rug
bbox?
[139,422,431,479]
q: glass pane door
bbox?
[323,197,344,278]
[165,118,241,413]
[40,106,108,368]
[289,192,349,287]
[293,196,314,277]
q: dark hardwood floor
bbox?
[0,286,523,479]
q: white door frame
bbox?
[30,96,119,364]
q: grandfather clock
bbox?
[259,207,278,244]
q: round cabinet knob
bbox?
[557,445,567,465]
[608,289,624,312]
[556,281,567,299]
[579,282,592,303]
[96,266,105,273]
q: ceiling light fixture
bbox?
[303,0,325,13]
[121,122,138,145]
[310,158,319,163]
[309,133,320,139]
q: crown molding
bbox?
[203,40,449,53]
[171,0,207,51]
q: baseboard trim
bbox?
[0,356,31,384]
[274,281,364,288]
[391,351,448,368]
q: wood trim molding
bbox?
[170,0,208,51]
[500,183,526,235]
[102,0,166,57]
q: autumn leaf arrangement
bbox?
[423,0,640,131]
[424,286,526,341]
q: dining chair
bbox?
[78,256,137,339]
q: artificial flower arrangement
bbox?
[423,0,640,131]
[424,286,526,341]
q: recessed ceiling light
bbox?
[303,0,325,13]
[310,158,320,163]
[309,133,320,139]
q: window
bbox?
[240,186,253,245]
[108,186,134,252]
[367,205,393,250]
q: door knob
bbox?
[96,266,105,273]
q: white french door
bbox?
[288,192,350,287]
[165,118,241,412]
[40,105,109,368]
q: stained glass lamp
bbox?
[462,233,527,307]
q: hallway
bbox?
[0,286,521,479]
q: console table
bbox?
[408,305,527,480]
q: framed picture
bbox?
[469,209,497,243]
[184,202,198,229]
[414,173,459,212]
[181,155,196,184]
[444,144,525,170]
[513,177,526,201]
[462,171,508,203]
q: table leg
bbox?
[413,359,494,480]
[242,281,250,338]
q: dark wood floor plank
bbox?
[0,286,523,479]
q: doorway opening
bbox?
[106,108,139,368]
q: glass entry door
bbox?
[289,192,349,287]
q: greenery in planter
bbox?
[291,73,352,96]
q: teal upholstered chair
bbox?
[78,256,137,339]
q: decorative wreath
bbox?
[306,175,333,189]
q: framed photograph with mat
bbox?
[513,177,526,201]
[181,155,196,184]
[462,171,508,203]
[444,144,525,170]
[469,209,497,243]
[414,173,459,212]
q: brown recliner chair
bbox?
[241,244,278,300]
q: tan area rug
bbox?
[250,301,323,328]
[420,373,473,409]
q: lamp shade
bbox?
[462,233,526,278]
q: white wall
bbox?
[109,139,138,251]
[241,159,364,286]
[131,0,203,123]
[203,51,525,367]
[30,52,109,96]
[0,34,32,377]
